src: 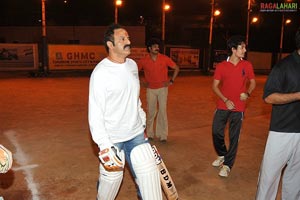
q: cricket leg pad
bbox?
[97,164,123,200]
[131,143,162,200]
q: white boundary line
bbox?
[12,164,39,171]
[4,130,40,200]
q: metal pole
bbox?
[41,0,48,74]
[279,13,285,60]
[162,0,166,54]
[208,0,214,47]
[246,0,251,46]
[206,0,215,73]
[114,5,118,24]
[42,0,46,38]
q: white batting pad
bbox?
[97,164,123,200]
[131,143,162,200]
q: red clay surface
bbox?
[0,73,277,200]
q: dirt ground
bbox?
[0,72,275,200]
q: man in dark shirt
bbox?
[256,27,300,200]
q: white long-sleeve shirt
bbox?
[88,58,146,150]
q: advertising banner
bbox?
[48,44,106,70]
[48,45,150,70]
[170,48,200,68]
[213,50,228,69]
[247,52,272,70]
[0,43,38,71]
[128,48,148,63]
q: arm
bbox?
[212,79,235,109]
[138,98,146,127]
[166,55,180,85]
[263,61,300,104]
[88,72,113,150]
[137,60,149,88]
[212,79,227,102]
[264,92,300,104]
[247,79,256,96]
[140,79,149,88]
[89,73,126,170]
[168,65,180,86]
[170,65,180,83]
[241,78,256,100]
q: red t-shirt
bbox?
[214,59,255,112]
[138,54,176,89]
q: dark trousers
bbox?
[212,109,244,168]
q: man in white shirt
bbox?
[88,23,162,200]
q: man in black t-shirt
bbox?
[256,27,300,200]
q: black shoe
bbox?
[160,139,167,143]
[148,137,153,141]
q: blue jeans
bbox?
[114,133,149,179]
[115,133,149,199]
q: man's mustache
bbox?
[124,44,131,49]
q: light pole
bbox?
[114,0,122,24]
[207,0,220,73]
[162,1,170,54]
[279,14,291,60]
[41,0,48,74]
[246,0,251,47]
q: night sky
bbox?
[1,0,299,52]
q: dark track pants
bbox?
[212,109,244,168]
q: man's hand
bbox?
[225,99,235,110]
[163,80,173,87]
[140,81,149,88]
[99,146,124,171]
[240,92,250,101]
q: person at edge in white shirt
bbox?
[88,23,162,200]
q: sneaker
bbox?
[147,137,153,141]
[212,156,224,167]
[160,139,167,143]
[219,165,230,177]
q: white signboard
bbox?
[170,48,200,68]
[0,43,38,71]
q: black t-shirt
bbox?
[263,51,300,132]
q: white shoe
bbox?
[212,156,224,167]
[219,165,230,177]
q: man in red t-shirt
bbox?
[138,38,179,142]
[211,35,256,177]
